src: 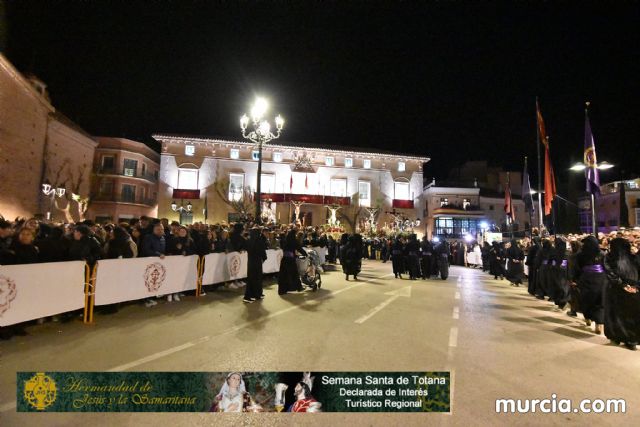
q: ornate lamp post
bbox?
[240,97,284,223]
[41,180,66,221]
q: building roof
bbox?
[152,133,431,162]
[50,111,95,140]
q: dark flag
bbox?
[522,157,534,214]
[203,193,208,222]
[584,108,600,195]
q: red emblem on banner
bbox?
[143,263,166,292]
[0,275,17,316]
[228,253,242,277]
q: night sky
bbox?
[4,2,640,182]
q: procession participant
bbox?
[244,227,267,303]
[405,234,421,280]
[278,229,306,295]
[391,237,404,279]
[566,240,582,317]
[526,237,541,295]
[548,238,570,309]
[534,239,553,299]
[505,239,525,286]
[481,241,491,272]
[574,235,607,334]
[489,241,505,280]
[604,238,640,350]
[341,235,362,281]
[420,235,434,279]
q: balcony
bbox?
[92,194,157,207]
[95,167,158,183]
[392,199,414,209]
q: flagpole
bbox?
[536,97,544,232]
[525,156,533,237]
[586,101,597,235]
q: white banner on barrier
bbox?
[202,250,282,285]
[94,255,198,306]
[0,261,86,327]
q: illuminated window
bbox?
[394,181,410,200]
[325,156,335,167]
[252,150,260,161]
[358,181,371,207]
[398,161,406,172]
[330,178,347,197]
[178,169,198,190]
[261,174,275,193]
[185,145,195,156]
[123,159,137,177]
[441,198,449,207]
[229,173,244,201]
[363,159,371,169]
[345,158,353,168]
[273,152,283,162]
[230,149,240,159]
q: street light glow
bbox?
[598,161,614,170]
[251,97,269,121]
[259,120,271,135]
[569,163,586,171]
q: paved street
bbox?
[1,260,639,426]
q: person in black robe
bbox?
[420,236,434,280]
[548,238,570,309]
[604,238,640,350]
[340,235,362,280]
[534,240,553,299]
[489,242,505,280]
[405,234,421,280]
[574,235,607,334]
[526,238,540,295]
[505,240,525,286]
[244,227,268,303]
[278,229,306,295]
[481,241,491,272]
[391,238,404,279]
[566,240,582,317]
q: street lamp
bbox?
[570,161,614,235]
[41,180,66,220]
[240,96,284,223]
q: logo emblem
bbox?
[228,253,242,277]
[0,275,17,317]
[143,263,166,292]
[24,373,57,411]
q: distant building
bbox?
[87,137,160,223]
[0,53,96,221]
[152,134,429,231]
[578,179,640,233]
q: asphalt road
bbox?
[1,260,639,426]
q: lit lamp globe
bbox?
[171,201,178,211]
[251,97,269,122]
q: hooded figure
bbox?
[489,241,505,280]
[244,227,267,303]
[505,239,525,286]
[534,240,553,299]
[278,229,306,294]
[604,238,640,350]
[574,235,607,334]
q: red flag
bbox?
[504,175,514,222]
[305,174,308,190]
[290,175,293,193]
[537,101,556,216]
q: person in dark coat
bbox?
[548,238,570,309]
[244,227,268,303]
[341,234,362,280]
[604,237,640,350]
[526,238,540,295]
[566,240,582,317]
[481,241,491,272]
[505,240,525,286]
[105,226,136,259]
[226,223,248,253]
[420,236,434,279]
[3,228,40,265]
[326,235,337,263]
[405,234,421,280]
[489,242,505,280]
[574,235,607,334]
[534,240,553,299]
[391,238,404,279]
[35,225,67,263]
[68,225,102,266]
[167,225,196,256]
[278,229,307,294]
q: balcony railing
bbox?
[92,194,157,207]
[96,167,158,183]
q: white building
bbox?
[152,134,430,232]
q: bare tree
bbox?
[337,193,363,233]
[213,176,254,221]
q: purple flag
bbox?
[584,113,600,195]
